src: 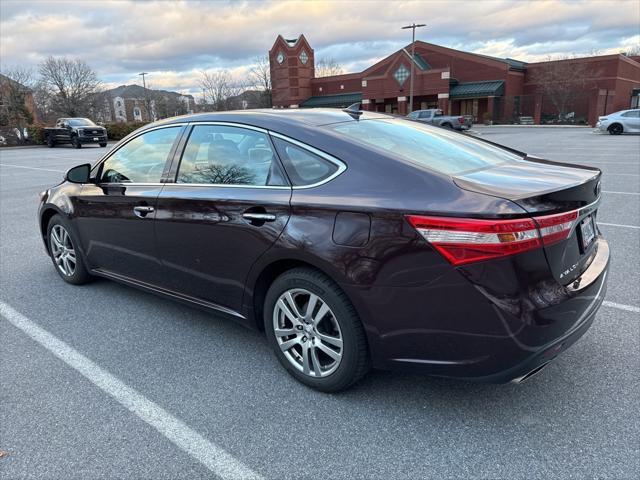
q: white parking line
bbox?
[603,301,640,314]
[602,190,640,196]
[0,301,263,480]
[0,163,65,173]
[598,222,640,230]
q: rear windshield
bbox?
[327,119,522,175]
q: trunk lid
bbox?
[453,156,602,285]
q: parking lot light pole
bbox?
[139,72,149,120]
[401,23,426,114]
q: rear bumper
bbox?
[342,237,610,383]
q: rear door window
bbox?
[176,124,288,186]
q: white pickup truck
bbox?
[407,109,473,131]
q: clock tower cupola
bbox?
[269,34,314,108]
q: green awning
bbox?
[450,80,505,99]
[300,92,362,108]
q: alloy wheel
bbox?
[50,225,77,276]
[273,288,343,377]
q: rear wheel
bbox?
[47,215,91,285]
[608,123,623,135]
[99,142,107,147]
[72,136,82,148]
[442,123,453,129]
[264,268,370,392]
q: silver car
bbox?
[595,108,640,135]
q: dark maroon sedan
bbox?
[38,108,609,392]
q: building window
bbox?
[276,51,285,64]
[362,80,367,87]
[116,100,122,107]
[299,50,308,64]
[319,87,323,92]
[340,85,344,90]
[394,65,410,86]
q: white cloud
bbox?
[1,0,638,95]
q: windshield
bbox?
[327,119,523,175]
[67,118,97,127]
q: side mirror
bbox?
[66,163,91,183]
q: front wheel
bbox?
[47,137,55,148]
[99,142,107,147]
[608,123,623,135]
[72,136,82,148]
[264,268,370,392]
[47,215,91,285]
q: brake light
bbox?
[406,210,579,265]
[458,116,465,124]
[533,210,578,246]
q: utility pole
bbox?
[138,72,150,120]
[401,23,426,114]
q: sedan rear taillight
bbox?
[458,116,465,124]
[406,210,579,265]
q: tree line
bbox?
[1,54,344,129]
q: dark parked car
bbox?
[38,108,609,392]
[43,118,108,148]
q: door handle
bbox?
[242,212,276,222]
[133,205,155,218]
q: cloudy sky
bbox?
[1,0,638,95]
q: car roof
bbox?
[145,108,396,131]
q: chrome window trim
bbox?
[162,183,291,190]
[92,123,188,185]
[268,131,347,189]
[93,121,348,190]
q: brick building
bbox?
[93,84,195,123]
[269,35,640,125]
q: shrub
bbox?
[26,124,46,145]
[104,121,148,140]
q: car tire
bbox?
[47,137,55,148]
[47,214,91,285]
[264,268,370,392]
[72,136,82,149]
[442,123,453,129]
[99,143,107,147]
[608,123,623,135]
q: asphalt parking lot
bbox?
[1,127,638,479]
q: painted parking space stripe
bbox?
[598,222,640,230]
[0,163,65,173]
[602,301,640,314]
[0,301,263,480]
[602,190,640,196]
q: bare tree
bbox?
[315,57,344,78]
[529,56,597,120]
[623,45,640,56]
[199,70,244,111]
[0,67,35,128]
[248,55,272,107]
[38,56,101,117]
